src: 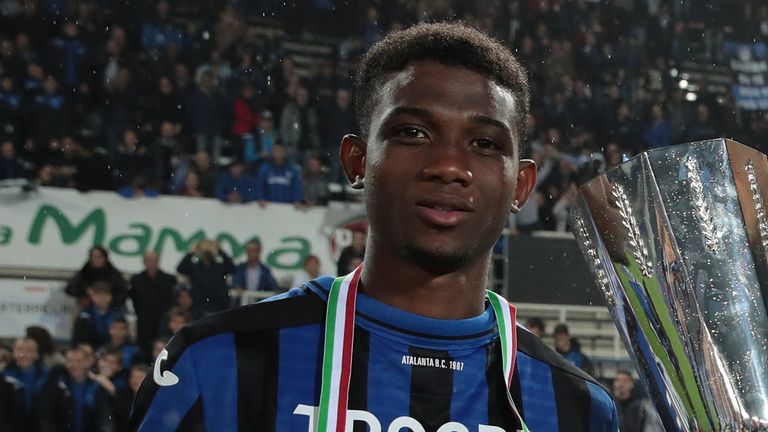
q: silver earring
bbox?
[511,199,520,211]
[351,175,365,189]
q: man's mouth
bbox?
[415,197,474,227]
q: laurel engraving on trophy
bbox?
[574,216,616,307]
[684,156,721,254]
[611,183,654,278]
[745,159,768,252]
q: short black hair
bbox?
[355,22,530,151]
[553,323,570,336]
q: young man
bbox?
[131,23,618,431]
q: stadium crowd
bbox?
[1,0,767,430]
[1,0,767,229]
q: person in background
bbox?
[72,281,124,350]
[76,344,96,373]
[256,110,279,163]
[613,370,664,432]
[336,228,366,276]
[159,307,190,339]
[89,346,127,398]
[25,326,64,368]
[0,140,24,180]
[553,323,595,376]
[106,318,140,369]
[214,159,258,203]
[60,346,100,432]
[525,317,546,338]
[176,239,235,314]
[65,246,127,310]
[257,143,303,207]
[4,337,73,431]
[129,251,177,355]
[292,254,322,286]
[0,366,24,431]
[231,239,278,299]
[302,156,329,206]
[106,363,150,432]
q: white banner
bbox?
[0,278,76,339]
[0,187,367,281]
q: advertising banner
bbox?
[0,187,367,280]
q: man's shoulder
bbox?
[176,277,333,348]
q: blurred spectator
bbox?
[65,246,127,310]
[88,346,127,398]
[322,88,356,182]
[171,287,201,322]
[49,21,88,90]
[116,174,161,198]
[106,363,149,432]
[186,70,227,160]
[145,77,183,131]
[173,150,217,196]
[129,251,177,354]
[179,169,204,197]
[280,85,320,163]
[613,370,664,431]
[336,229,366,276]
[0,139,24,180]
[256,110,279,163]
[60,346,100,432]
[0,77,23,142]
[177,239,235,314]
[643,104,672,149]
[25,326,63,369]
[58,134,115,192]
[302,156,329,206]
[159,307,190,339]
[525,317,546,338]
[113,129,148,188]
[257,143,303,206]
[215,160,258,203]
[106,318,139,370]
[0,367,24,431]
[150,121,184,188]
[552,181,579,232]
[233,82,261,166]
[232,239,278,296]
[4,337,73,430]
[553,323,595,376]
[141,0,184,50]
[28,75,69,154]
[72,281,124,350]
[683,103,718,142]
[292,254,322,286]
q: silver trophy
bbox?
[570,139,768,431]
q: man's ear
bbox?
[511,159,537,212]
[339,134,366,188]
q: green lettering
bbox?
[216,233,260,259]
[0,226,11,245]
[28,205,106,246]
[266,236,310,270]
[108,223,152,256]
[153,228,206,255]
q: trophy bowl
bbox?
[570,139,768,431]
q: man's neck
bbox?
[359,242,489,320]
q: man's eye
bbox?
[472,138,502,151]
[394,127,427,139]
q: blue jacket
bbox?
[231,262,278,292]
[215,172,258,203]
[257,161,303,203]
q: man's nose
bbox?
[419,139,473,186]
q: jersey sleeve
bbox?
[129,331,239,431]
[586,380,619,431]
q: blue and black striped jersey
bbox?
[130,276,618,431]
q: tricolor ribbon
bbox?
[317,265,530,431]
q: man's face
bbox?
[13,339,38,369]
[109,322,129,344]
[144,252,160,273]
[89,289,113,310]
[65,349,87,381]
[612,373,635,401]
[346,61,533,272]
[272,145,285,164]
[98,354,121,377]
[554,332,570,352]
[246,243,261,262]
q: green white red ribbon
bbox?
[317,265,530,431]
